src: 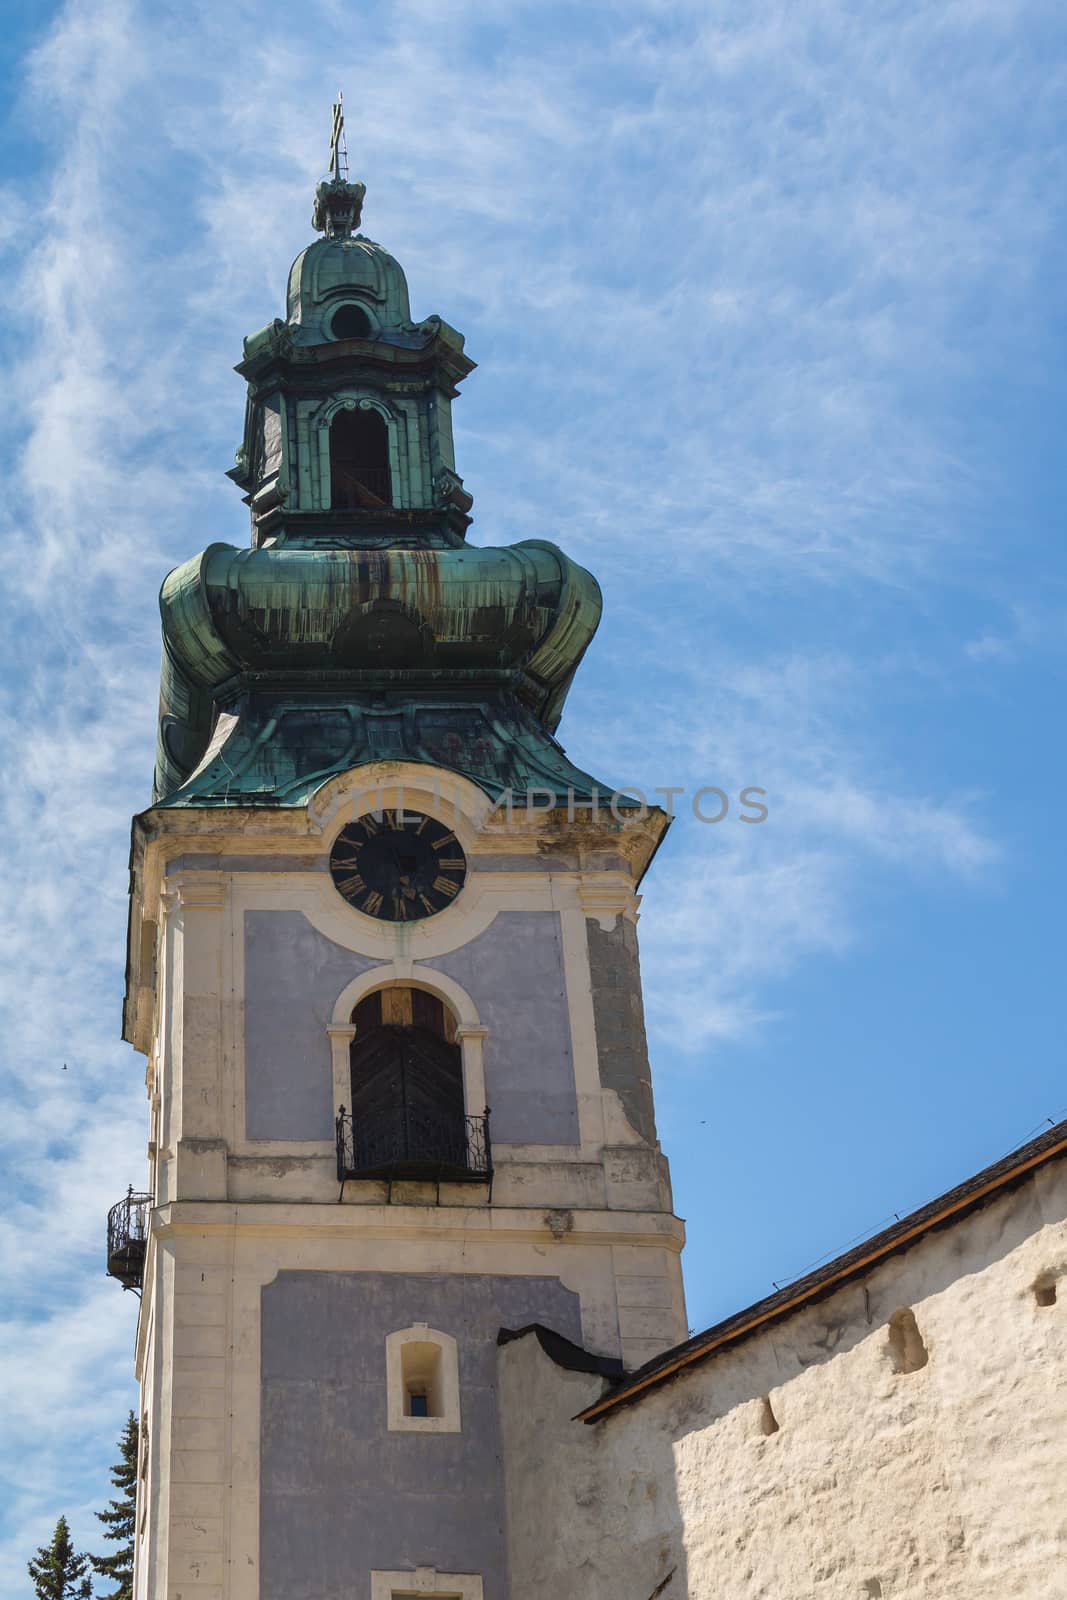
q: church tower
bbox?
[118,127,686,1600]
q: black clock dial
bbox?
[329,810,467,921]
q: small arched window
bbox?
[330,406,392,509]
[385,1324,461,1433]
[330,302,371,339]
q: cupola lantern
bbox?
[228,146,474,548]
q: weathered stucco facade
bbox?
[124,763,687,1600]
[498,1130,1067,1600]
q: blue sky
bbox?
[1,0,1065,1586]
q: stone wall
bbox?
[498,1155,1067,1600]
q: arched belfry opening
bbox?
[330,406,392,509]
[336,988,491,1192]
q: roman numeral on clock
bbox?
[330,813,466,922]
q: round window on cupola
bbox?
[329,302,372,339]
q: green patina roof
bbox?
[159,685,605,809]
[149,172,609,811]
[155,539,604,807]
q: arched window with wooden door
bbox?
[336,987,491,1191]
[330,405,393,509]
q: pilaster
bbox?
[454,1023,489,1115]
[174,874,228,1200]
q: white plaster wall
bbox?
[499,1159,1067,1600]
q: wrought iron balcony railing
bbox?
[336,1105,492,1193]
[106,1187,152,1292]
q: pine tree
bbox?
[27,1515,93,1600]
[90,1410,139,1600]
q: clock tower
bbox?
[119,139,686,1600]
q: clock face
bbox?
[329,810,467,921]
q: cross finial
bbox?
[330,92,348,182]
[313,95,365,238]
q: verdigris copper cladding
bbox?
[151,173,608,809]
[154,539,602,805]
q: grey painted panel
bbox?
[423,912,578,1146]
[244,910,379,1141]
[261,1271,582,1600]
[586,916,656,1144]
[167,854,329,874]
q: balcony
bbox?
[106,1188,152,1292]
[336,1106,492,1198]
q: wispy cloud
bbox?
[573,643,1001,1050]
[0,0,1060,1584]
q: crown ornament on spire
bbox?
[312,93,365,238]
